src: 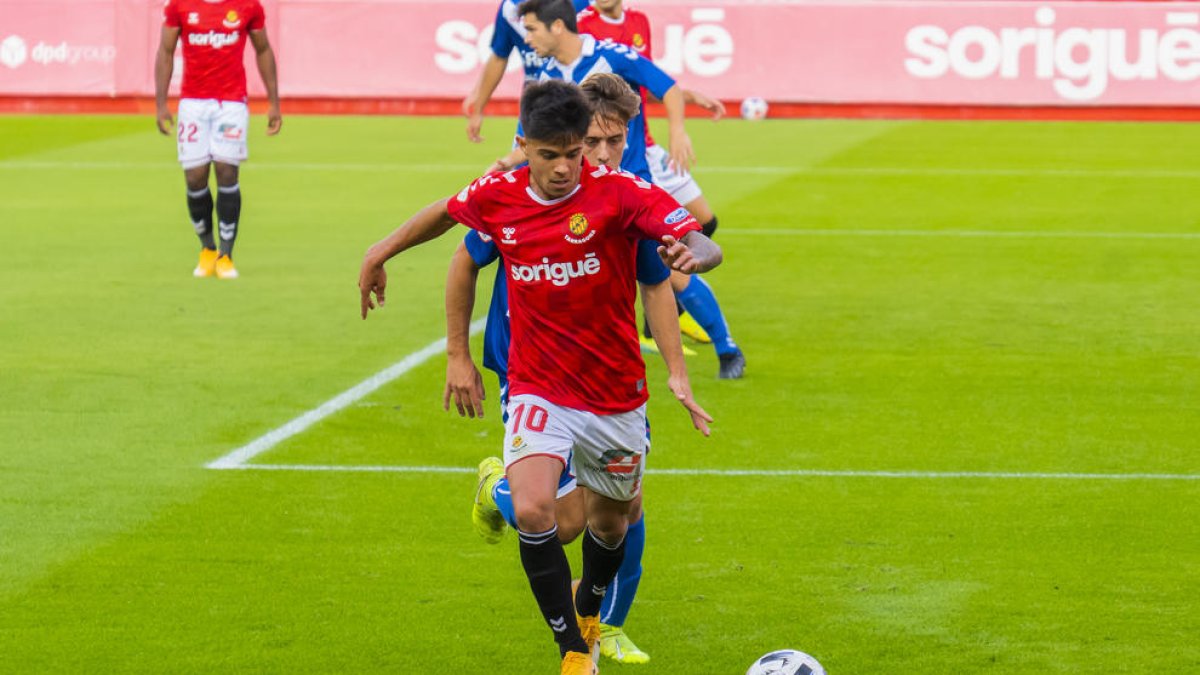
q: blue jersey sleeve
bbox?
[573,0,591,10]
[463,230,500,267]
[609,45,676,100]
[635,239,670,285]
[490,3,520,59]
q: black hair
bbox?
[519,80,591,146]
[517,0,578,34]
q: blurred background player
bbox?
[504,0,744,378]
[155,0,281,279]
[455,73,674,665]
[577,0,745,379]
[462,0,591,144]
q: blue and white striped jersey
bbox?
[536,34,677,181]
[490,0,593,82]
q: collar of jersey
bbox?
[549,34,596,71]
[525,183,582,206]
[598,11,626,25]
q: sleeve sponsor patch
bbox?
[664,207,690,225]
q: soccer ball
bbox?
[740,96,769,121]
[746,649,827,675]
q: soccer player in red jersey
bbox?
[155,0,281,280]
[358,80,722,674]
[577,0,747,379]
[450,74,686,666]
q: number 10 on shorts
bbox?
[510,403,548,434]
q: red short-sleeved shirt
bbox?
[447,161,700,415]
[163,0,265,102]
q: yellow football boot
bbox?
[678,311,711,343]
[214,254,239,280]
[599,624,650,664]
[471,457,506,544]
[193,248,218,278]
[560,650,597,675]
[638,335,697,356]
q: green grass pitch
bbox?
[1,113,1197,673]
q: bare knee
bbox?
[555,491,586,543]
[585,494,632,544]
[184,166,210,191]
[514,499,556,534]
[213,162,239,187]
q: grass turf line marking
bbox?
[221,463,1199,481]
[206,319,486,470]
[727,228,1200,240]
[8,160,1200,180]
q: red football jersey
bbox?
[446,161,700,415]
[577,6,658,148]
[163,0,265,102]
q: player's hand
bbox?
[444,355,486,418]
[485,156,511,174]
[266,105,282,136]
[667,131,695,175]
[691,92,725,121]
[156,106,174,136]
[669,373,712,436]
[658,235,700,273]
[358,254,388,319]
[463,96,484,143]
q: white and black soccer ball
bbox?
[746,649,827,675]
[740,96,769,121]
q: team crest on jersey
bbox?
[222,10,241,28]
[501,227,517,245]
[187,11,200,24]
[565,213,596,244]
[511,435,525,450]
[632,34,646,51]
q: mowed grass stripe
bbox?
[7,158,1200,179]
[3,115,1198,674]
[216,463,1200,480]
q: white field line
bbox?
[725,228,1200,240]
[206,319,485,470]
[6,159,1200,179]
[215,463,1199,481]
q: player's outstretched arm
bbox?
[683,88,725,121]
[658,231,722,274]
[154,26,181,135]
[464,55,508,143]
[642,279,712,436]
[249,29,282,136]
[661,85,695,174]
[487,146,526,175]
[359,198,460,319]
[444,243,486,418]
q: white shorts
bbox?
[176,98,249,169]
[646,143,703,206]
[503,394,647,502]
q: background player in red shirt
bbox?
[358,80,722,674]
[578,0,747,379]
[155,0,281,280]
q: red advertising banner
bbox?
[0,0,120,94]
[1,0,1198,106]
